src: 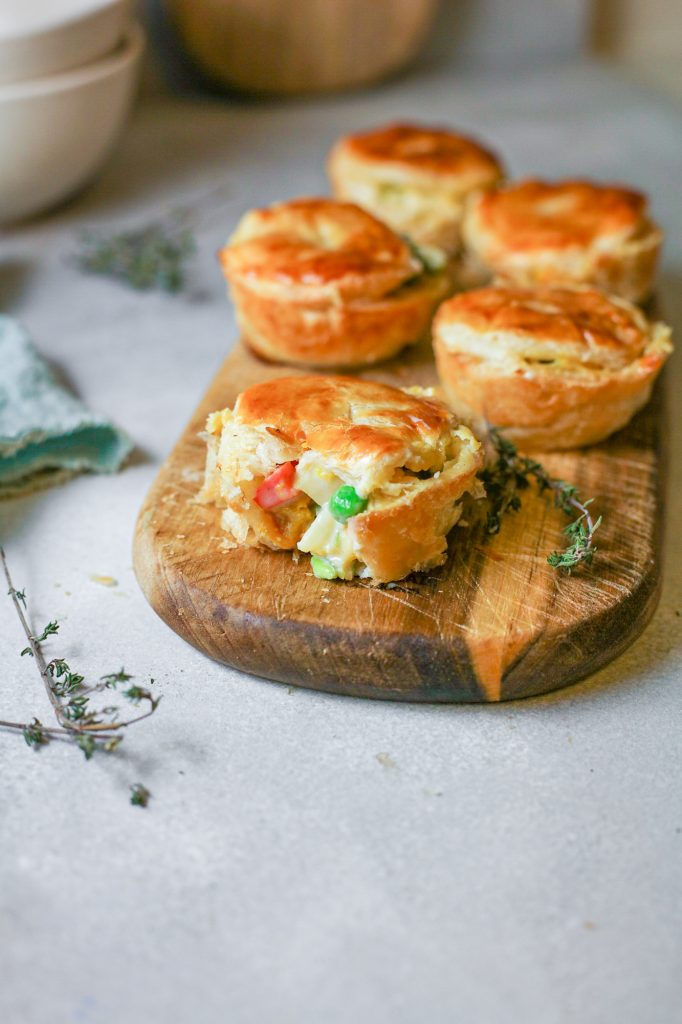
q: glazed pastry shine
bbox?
[433,284,672,450]
[221,198,451,367]
[462,179,662,303]
[328,123,504,255]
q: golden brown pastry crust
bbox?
[221,198,449,367]
[328,123,504,255]
[199,375,483,583]
[462,179,662,303]
[347,465,479,583]
[234,376,462,473]
[225,197,416,302]
[433,285,672,450]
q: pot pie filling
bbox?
[200,377,482,582]
[203,415,475,580]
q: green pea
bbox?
[310,555,338,580]
[329,485,368,523]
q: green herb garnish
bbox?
[0,547,159,802]
[130,783,151,807]
[403,236,448,274]
[480,429,601,573]
[75,219,196,293]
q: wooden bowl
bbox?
[165,0,439,95]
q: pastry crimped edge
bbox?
[433,289,673,451]
[198,377,484,583]
[328,128,504,257]
[462,190,662,305]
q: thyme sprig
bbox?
[75,216,196,293]
[1,547,159,801]
[480,429,602,572]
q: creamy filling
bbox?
[297,505,361,579]
[252,452,446,580]
[293,456,367,578]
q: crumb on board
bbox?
[375,752,397,770]
[90,574,118,587]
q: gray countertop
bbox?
[1,59,681,1024]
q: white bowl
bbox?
[0,22,144,224]
[0,0,132,86]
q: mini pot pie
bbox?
[328,123,504,260]
[198,375,483,583]
[433,284,672,451]
[220,198,450,368]
[462,179,662,303]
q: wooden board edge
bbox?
[132,346,669,704]
[133,512,664,703]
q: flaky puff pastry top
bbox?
[328,123,504,193]
[434,285,670,377]
[220,198,422,307]
[463,180,661,283]
[227,374,465,492]
[433,284,672,450]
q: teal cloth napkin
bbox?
[0,316,133,498]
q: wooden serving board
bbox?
[133,337,666,702]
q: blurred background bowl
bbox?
[0,21,144,225]
[0,0,132,86]
[164,0,439,95]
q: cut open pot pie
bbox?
[220,197,451,368]
[462,179,662,303]
[433,284,672,451]
[199,375,483,583]
[328,122,504,259]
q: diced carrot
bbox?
[254,461,301,510]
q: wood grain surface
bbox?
[133,336,666,702]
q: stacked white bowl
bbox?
[0,1,144,223]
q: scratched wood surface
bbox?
[133,335,666,702]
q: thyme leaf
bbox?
[130,783,151,807]
[23,718,49,749]
[75,218,196,293]
[480,429,601,573]
[0,547,159,804]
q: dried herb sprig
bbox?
[75,217,196,293]
[1,547,158,801]
[480,429,601,572]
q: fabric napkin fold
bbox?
[0,316,133,498]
